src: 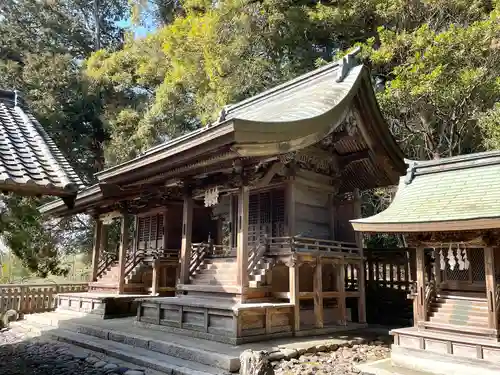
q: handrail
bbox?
[424,280,436,321]
[247,236,269,273]
[96,251,118,279]
[495,285,500,325]
[265,236,360,255]
[189,243,209,275]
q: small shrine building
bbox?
[352,151,500,375]
[41,50,406,344]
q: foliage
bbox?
[0,0,132,275]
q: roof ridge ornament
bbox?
[335,46,361,83]
[404,160,417,185]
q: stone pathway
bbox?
[0,328,149,375]
[272,336,391,375]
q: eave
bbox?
[351,218,500,233]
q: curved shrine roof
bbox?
[351,151,500,233]
[0,89,83,201]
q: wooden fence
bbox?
[0,282,88,315]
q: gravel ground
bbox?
[0,328,147,375]
[272,337,391,375]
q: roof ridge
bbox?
[404,151,500,184]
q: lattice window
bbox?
[443,248,485,283]
[158,214,164,238]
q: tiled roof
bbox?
[351,151,500,232]
[0,89,84,198]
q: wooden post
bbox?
[286,179,296,237]
[433,249,442,288]
[328,194,335,240]
[484,247,498,331]
[179,195,193,284]
[151,259,160,296]
[415,247,426,324]
[117,211,131,294]
[90,218,103,282]
[352,188,366,323]
[289,259,300,332]
[337,260,347,325]
[313,261,324,328]
[237,186,250,288]
[162,207,168,253]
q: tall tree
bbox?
[0,0,131,275]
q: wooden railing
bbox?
[96,251,118,279]
[248,241,267,273]
[267,236,360,256]
[0,282,88,315]
[424,280,436,321]
[190,243,209,275]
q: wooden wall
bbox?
[334,197,357,243]
[294,182,331,239]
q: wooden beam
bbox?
[313,262,324,328]
[484,247,498,330]
[286,179,296,236]
[237,186,250,288]
[415,247,425,323]
[338,149,371,169]
[151,259,160,296]
[289,261,300,332]
[90,218,104,282]
[117,211,131,294]
[253,162,285,189]
[179,195,193,284]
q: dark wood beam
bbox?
[338,149,371,168]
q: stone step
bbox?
[19,312,239,372]
[13,321,229,375]
[428,316,490,329]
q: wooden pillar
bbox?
[337,260,347,325]
[415,247,426,324]
[484,247,498,331]
[162,207,168,253]
[117,211,131,294]
[328,194,336,240]
[179,195,193,284]
[433,249,442,287]
[90,218,105,282]
[313,261,324,328]
[237,186,250,288]
[352,188,366,323]
[286,178,296,237]
[151,259,160,296]
[289,259,300,332]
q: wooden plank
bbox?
[237,186,250,288]
[118,211,131,294]
[484,247,498,330]
[179,195,193,284]
[313,262,324,328]
[289,262,300,332]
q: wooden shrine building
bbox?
[0,89,83,204]
[352,151,500,375]
[41,50,405,343]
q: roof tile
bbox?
[0,89,84,197]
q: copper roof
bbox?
[0,90,83,201]
[351,151,500,232]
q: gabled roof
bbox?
[41,50,406,217]
[96,50,404,187]
[351,151,500,233]
[0,89,83,202]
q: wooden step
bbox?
[429,308,489,320]
[420,320,497,337]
